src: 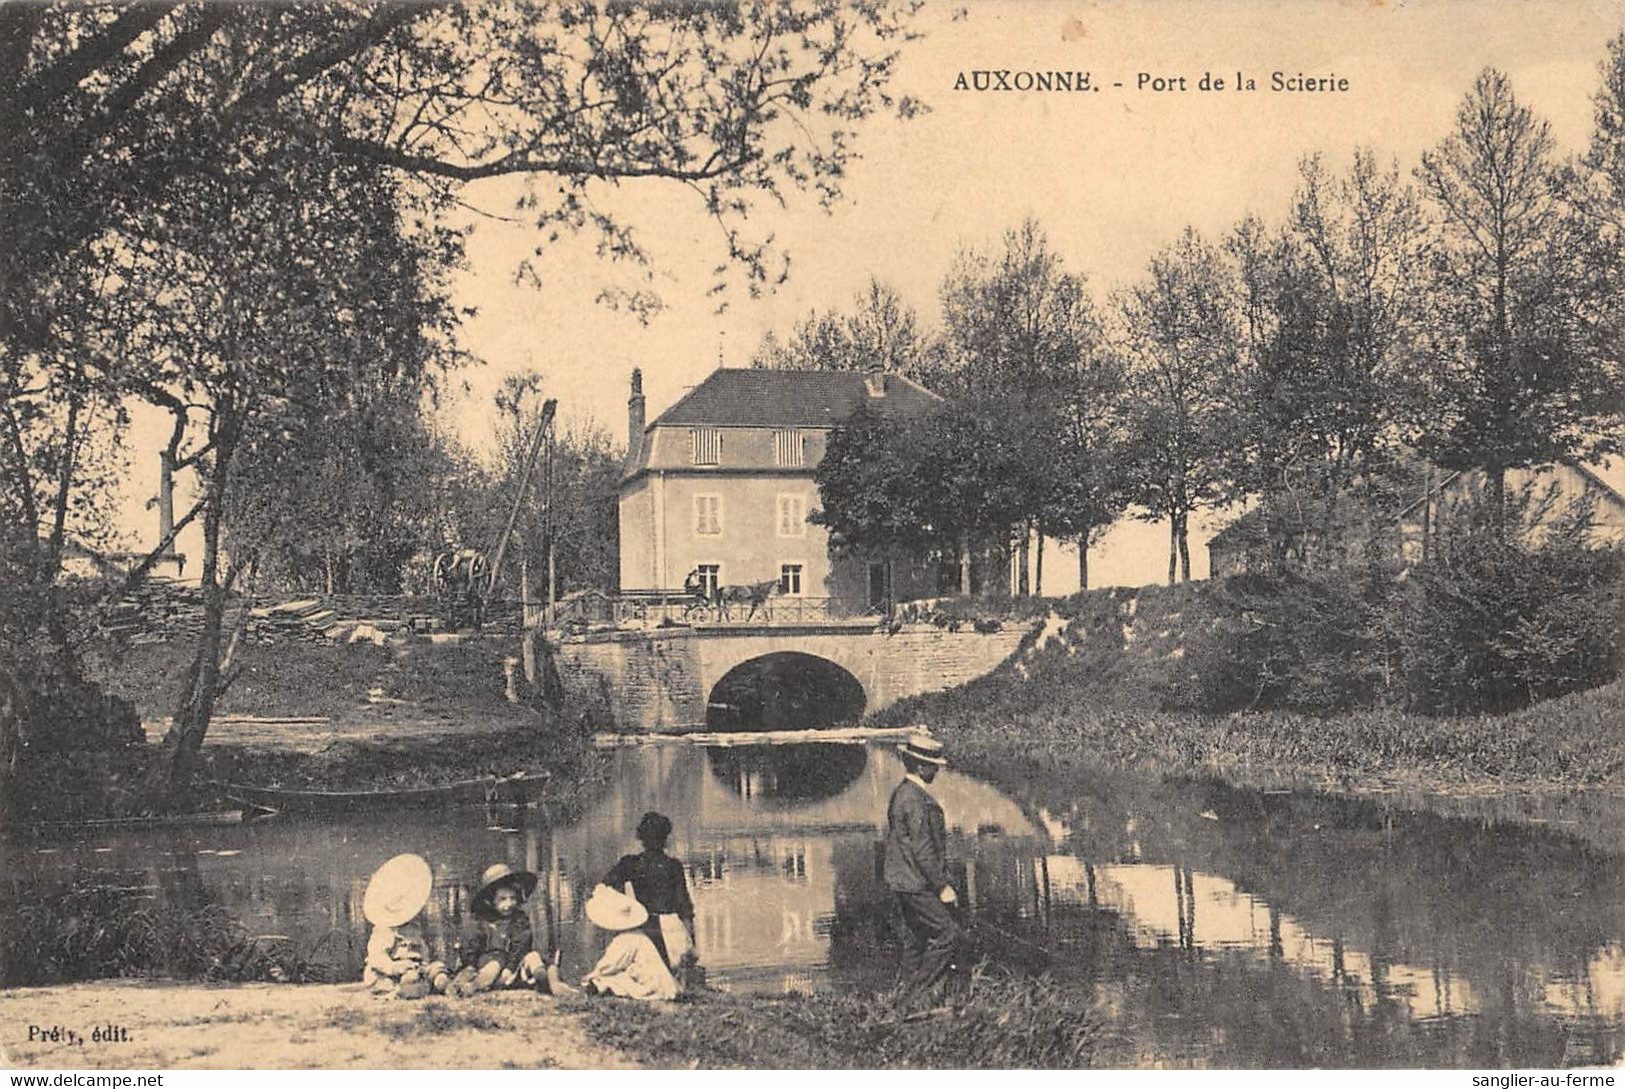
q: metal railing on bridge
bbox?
[546,591,877,632]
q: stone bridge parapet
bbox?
[553,621,1033,731]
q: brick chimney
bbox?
[864,358,886,398]
[626,368,646,467]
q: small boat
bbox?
[213,770,550,815]
[14,807,274,834]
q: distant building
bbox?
[1207,457,1625,577]
[1206,510,1270,579]
[1397,459,1625,562]
[618,365,942,610]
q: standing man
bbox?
[884,732,959,996]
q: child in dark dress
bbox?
[449,862,569,996]
[603,811,698,976]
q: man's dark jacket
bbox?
[884,777,948,894]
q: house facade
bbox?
[618,366,943,610]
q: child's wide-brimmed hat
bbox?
[472,862,539,917]
[898,731,948,766]
[363,853,434,927]
[585,883,648,931]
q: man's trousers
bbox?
[893,890,959,994]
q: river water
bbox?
[7,741,1623,1067]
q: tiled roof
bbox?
[1582,455,1625,505]
[649,368,942,429]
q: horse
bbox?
[715,579,781,622]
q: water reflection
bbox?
[6,743,1622,1067]
[705,743,868,802]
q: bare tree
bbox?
[1416,69,1620,522]
[1117,228,1243,584]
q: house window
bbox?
[695,564,720,599]
[691,428,722,466]
[695,494,722,536]
[773,429,806,468]
[776,494,806,537]
[779,564,803,596]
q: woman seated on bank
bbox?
[602,811,697,973]
[581,884,679,1001]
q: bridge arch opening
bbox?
[705,652,866,731]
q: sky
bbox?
[116,0,1625,590]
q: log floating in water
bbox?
[594,726,923,748]
[215,715,333,726]
[14,808,267,834]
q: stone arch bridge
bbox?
[552,621,1031,732]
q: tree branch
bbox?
[328,133,753,183]
[13,2,181,119]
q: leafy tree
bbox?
[3,1,925,344]
[227,392,450,595]
[2,2,926,794]
[931,218,1120,591]
[1228,151,1427,569]
[1415,69,1623,520]
[117,148,457,793]
[750,278,926,375]
[811,402,1045,597]
[1116,227,1244,584]
[811,409,942,562]
[1563,34,1625,443]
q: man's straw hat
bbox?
[898,732,947,766]
[363,853,433,927]
[585,883,649,931]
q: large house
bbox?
[618,365,942,610]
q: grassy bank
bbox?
[896,679,1625,795]
[570,977,1131,1069]
[7,636,607,823]
[878,585,1625,793]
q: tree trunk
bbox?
[149,417,240,799]
[1077,533,1089,592]
[1017,525,1030,597]
[1034,532,1044,597]
[1178,512,1192,583]
[1167,516,1178,586]
[957,534,970,596]
[1487,462,1507,537]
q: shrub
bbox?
[1,884,333,986]
[1400,530,1624,714]
[1186,566,1404,714]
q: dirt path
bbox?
[0,982,639,1070]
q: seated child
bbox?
[449,862,568,996]
[361,853,450,999]
[581,883,679,1002]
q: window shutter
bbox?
[696,495,721,536]
[691,428,721,465]
[774,429,805,467]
